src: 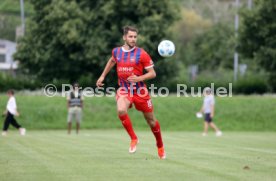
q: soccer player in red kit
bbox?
[96,26,166,159]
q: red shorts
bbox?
[116,88,153,112]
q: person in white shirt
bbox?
[2,90,26,136]
[67,83,83,134]
[198,87,222,137]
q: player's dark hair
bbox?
[123,26,138,35]
[73,82,79,87]
[204,87,212,94]
[7,89,14,95]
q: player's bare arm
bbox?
[67,100,70,109]
[12,107,20,117]
[210,104,215,118]
[127,67,156,83]
[199,102,204,113]
[80,100,83,109]
[96,57,116,87]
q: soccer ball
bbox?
[196,112,203,118]
[158,40,175,57]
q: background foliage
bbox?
[0,0,275,93]
[239,0,276,91]
[13,0,179,87]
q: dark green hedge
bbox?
[0,71,270,94]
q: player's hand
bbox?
[96,76,105,87]
[2,111,7,117]
[127,73,141,83]
[15,112,20,117]
[210,113,214,118]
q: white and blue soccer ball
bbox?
[158,40,175,57]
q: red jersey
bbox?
[112,46,154,90]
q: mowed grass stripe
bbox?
[2,137,60,180]
[0,131,276,181]
[164,133,276,169]
[1,133,128,181]
[164,132,276,181]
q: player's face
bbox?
[73,84,79,90]
[204,91,211,96]
[123,31,137,48]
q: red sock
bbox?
[151,120,163,148]
[118,114,137,140]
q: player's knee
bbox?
[146,119,155,127]
[117,109,127,116]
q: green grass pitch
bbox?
[1,130,275,181]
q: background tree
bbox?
[0,15,19,41]
[14,0,179,87]
[185,23,235,71]
[0,0,34,41]
[239,0,276,91]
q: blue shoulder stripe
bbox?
[113,48,118,59]
[130,49,135,62]
[135,48,141,65]
[118,48,123,63]
[124,52,129,62]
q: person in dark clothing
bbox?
[2,90,26,136]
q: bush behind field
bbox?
[0,73,40,91]
[0,95,275,131]
[0,71,269,94]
